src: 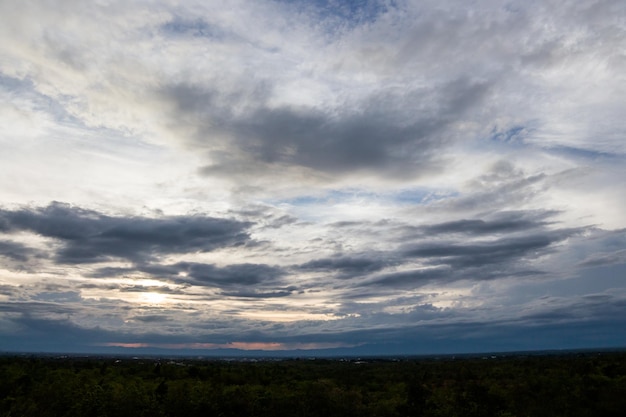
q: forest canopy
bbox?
[1,351,625,417]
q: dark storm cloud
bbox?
[369,268,448,288]
[118,285,184,295]
[0,285,18,297]
[89,261,287,286]
[403,228,583,269]
[130,315,173,323]
[176,262,286,287]
[329,220,366,228]
[419,210,556,236]
[87,261,291,295]
[287,220,591,297]
[32,291,82,303]
[0,240,36,262]
[87,266,136,279]
[0,202,252,264]
[522,294,626,323]
[69,211,588,302]
[221,288,297,298]
[299,254,393,278]
[162,78,490,178]
[575,229,626,268]
[0,301,75,316]
[299,211,585,291]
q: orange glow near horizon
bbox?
[100,341,355,351]
[103,343,150,348]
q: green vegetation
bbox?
[1,351,625,417]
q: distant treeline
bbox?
[1,351,625,416]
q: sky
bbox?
[1,0,625,356]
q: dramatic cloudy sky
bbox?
[1,0,625,355]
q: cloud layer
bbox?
[1,0,625,354]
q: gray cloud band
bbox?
[0,202,252,264]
